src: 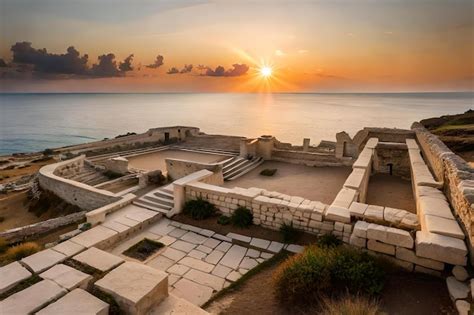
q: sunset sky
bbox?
[0,0,473,93]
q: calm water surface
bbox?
[0,93,472,154]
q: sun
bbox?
[260,66,272,78]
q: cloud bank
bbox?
[205,64,249,77]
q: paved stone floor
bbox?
[107,217,302,306]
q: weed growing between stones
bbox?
[316,234,342,248]
[217,215,231,225]
[231,207,253,228]
[280,222,300,243]
[320,294,380,315]
[0,242,41,265]
[122,239,164,261]
[183,198,216,220]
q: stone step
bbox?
[223,158,250,175]
[222,157,245,171]
[225,158,263,180]
[153,189,174,200]
[133,200,171,214]
[143,195,174,207]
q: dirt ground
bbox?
[173,214,319,245]
[205,257,455,315]
[366,173,416,212]
[223,161,352,204]
[126,149,231,171]
[0,157,54,184]
[0,191,41,231]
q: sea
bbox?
[0,92,472,155]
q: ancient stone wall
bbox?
[271,149,352,167]
[412,122,474,260]
[39,156,122,210]
[165,158,224,183]
[374,146,411,179]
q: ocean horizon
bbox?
[1,92,472,155]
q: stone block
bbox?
[396,247,444,270]
[268,241,284,253]
[353,220,369,238]
[73,247,124,272]
[0,261,32,294]
[367,239,395,255]
[455,300,471,315]
[162,247,187,261]
[0,280,66,314]
[95,262,168,314]
[349,234,366,248]
[181,231,208,245]
[172,278,213,306]
[364,205,384,222]
[52,240,86,258]
[250,238,270,249]
[170,240,196,253]
[21,248,67,274]
[37,288,109,315]
[179,257,215,272]
[219,245,247,269]
[332,188,358,209]
[325,205,351,223]
[423,215,465,239]
[367,224,413,248]
[183,269,225,291]
[419,197,454,220]
[446,276,470,301]
[227,232,251,243]
[286,244,304,253]
[70,225,118,249]
[415,231,467,266]
[452,265,469,282]
[40,264,92,290]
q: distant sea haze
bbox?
[0,92,472,155]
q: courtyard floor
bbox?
[366,173,416,212]
[223,161,352,204]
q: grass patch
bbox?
[280,222,300,243]
[0,242,41,265]
[273,245,385,305]
[122,239,164,261]
[0,275,41,300]
[217,215,231,225]
[183,198,216,220]
[231,207,253,228]
[320,294,380,315]
[316,234,342,248]
[260,168,277,176]
[203,250,290,308]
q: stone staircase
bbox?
[133,185,175,215]
[62,164,111,186]
[222,156,264,181]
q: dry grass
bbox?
[320,295,381,315]
[0,242,41,265]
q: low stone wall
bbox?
[38,156,122,210]
[412,123,474,261]
[165,158,224,183]
[271,149,352,167]
[0,211,86,243]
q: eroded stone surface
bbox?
[37,288,109,315]
[95,261,168,314]
[40,264,92,290]
[21,248,67,273]
[220,245,247,269]
[0,261,32,294]
[70,226,118,249]
[73,247,124,272]
[52,240,85,258]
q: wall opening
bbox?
[387,163,393,175]
[164,132,170,143]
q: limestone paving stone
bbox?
[349,202,369,219]
[188,249,207,259]
[196,245,213,254]
[452,266,469,282]
[455,300,471,315]
[286,244,304,253]
[423,215,465,239]
[147,255,175,271]
[0,261,32,294]
[364,205,384,222]
[205,250,225,264]
[246,248,260,258]
[238,268,249,275]
[199,229,215,238]
[40,264,92,290]
[37,288,109,315]
[124,206,158,223]
[150,292,209,315]
[325,205,351,223]
[268,241,284,253]
[95,262,168,314]
[220,245,247,269]
[227,232,251,243]
[168,228,187,238]
[181,231,208,244]
[446,276,470,301]
[183,268,225,291]
[52,240,85,258]
[167,264,190,276]
[226,271,241,282]
[212,264,232,278]
[172,278,213,306]
[179,257,214,272]
[261,252,274,259]
[70,225,118,249]
[250,238,270,249]
[240,257,258,269]
[203,238,220,249]
[157,235,177,246]
[0,280,66,314]
[215,241,232,252]
[148,218,175,235]
[214,233,233,242]
[162,247,187,261]
[168,274,180,286]
[171,240,197,253]
[415,231,467,266]
[73,247,124,272]
[21,248,67,273]
[101,220,129,233]
[353,221,369,238]
[114,216,141,228]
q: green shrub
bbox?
[320,295,380,315]
[317,234,342,248]
[79,222,92,231]
[0,237,8,254]
[183,198,216,220]
[273,245,385,305]
[217,215,231,225]
[42,148,54,156]
[260,168,277,176]
[280,222,300,243]
[231,207,253,228]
